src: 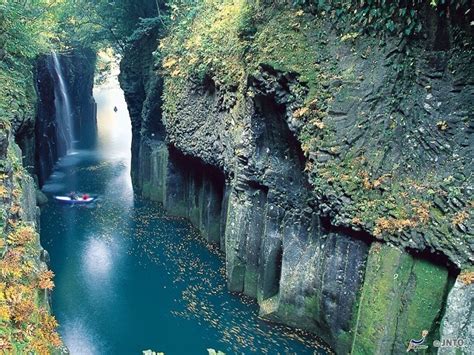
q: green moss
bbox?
[393,259,449,353]
[303,294,320,318]
[251,9,332,100]
[243,268,258,298]
[161,1,335,108]
[141,180,164,202]
[351,243,450,354]
[0,60,37,125]
[351,243,412,354]
[203,217,221,244]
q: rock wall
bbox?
[34,49,97,185]
[119,24,163,187]
[64,48,98,145]
[0,128,65,352]
[119,10,472,355]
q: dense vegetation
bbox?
[0,0,163,126]
[159,0,472,267]
[0,165,61,353]
[291,0,472,37]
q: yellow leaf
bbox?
[293,107,309,119]
[163,57,178,69]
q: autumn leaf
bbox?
[163,57,178,69]
[38,270,55,290]
[293,107,309,119]
[0,185,8,198]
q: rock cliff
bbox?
[34,49,97,186]
[0,47,96,351]
[119,2,473,354]
[0,128,64,352]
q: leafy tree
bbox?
[54,0,166,51]
[288,0,472,37]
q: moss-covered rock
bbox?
[0,133,65,353]
[351,243,450,354]
[159,0,473,269]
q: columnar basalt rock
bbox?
[119,24,163,187]
[119,12,471,354]
[64,48,98,142]
[350,243,450,354]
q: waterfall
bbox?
[50,52,74,153]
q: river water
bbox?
[40,77,329,354]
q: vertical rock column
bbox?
[224,182,268,296]
[351,243,450,354]
[259,225,369,355]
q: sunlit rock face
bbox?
[34,49,97,185]
[119,15,471,355]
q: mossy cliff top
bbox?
[158,0,473,269]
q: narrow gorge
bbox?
[0,0,472,354]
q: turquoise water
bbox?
[39,79,329,354]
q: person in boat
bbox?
[82,193,90,200]
[68,192,78,200]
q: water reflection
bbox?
[94,78,131,162]
[61,318,103,355]
[83,237,114,278]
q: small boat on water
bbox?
[54,196,95,204]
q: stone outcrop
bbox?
[119,8,472,354]
[63,48,98,144]
[119,24,163,187]
[438,275,473,354]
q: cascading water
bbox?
[50,52,74,154]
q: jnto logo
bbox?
[433,338,466,348]
[406,330,429,352]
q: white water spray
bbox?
[51,52,74,153]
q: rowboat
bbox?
[54,196,95,204]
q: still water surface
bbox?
[40,78,328,354]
